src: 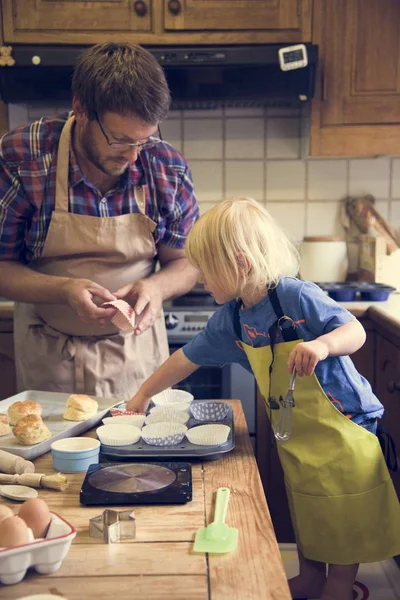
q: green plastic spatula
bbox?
[193,487,239,553]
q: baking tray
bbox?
[0,390,120,460]
[100,403,235,462]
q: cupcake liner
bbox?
[110,404,145,417]
[141,422,187,446]
[102,300,136,333]
[190,401,230,422]
[102,415,146,428]
[186,424,230,446]
[145,411,189,426]
[150,400,191,413]
[151,389,194,407]
[96,424,142,446]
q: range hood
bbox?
[0,44,318,109]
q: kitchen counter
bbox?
[0,401,290,600]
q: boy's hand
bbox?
[126,393,151,413]
[288,340,329,377]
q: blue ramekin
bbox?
[50,437,100,473]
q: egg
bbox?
[18,498,52,539]
[0,505,14,521]
[0,515,29,547]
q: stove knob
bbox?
[165,313,179,330]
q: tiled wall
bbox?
[8,103,400,242]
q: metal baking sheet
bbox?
[100,403,235,462]
[0,390,121,460]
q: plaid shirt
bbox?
[0,113,199,263]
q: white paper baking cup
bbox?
[151,389,194,407]
[145,411,189,426]
[149,400,191,413]
[102,415,146,428]
[190,401,230,422]
[141,422,187,446]
[186,424,230,446]
[96,424,141,446]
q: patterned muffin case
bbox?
[99,401,235,461]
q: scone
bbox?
[12,415,52,446]
[63,394,98,422]
[0,414,11,436]
[8,400,42,426]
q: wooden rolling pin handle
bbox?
[0,449,35,474]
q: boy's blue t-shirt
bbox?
[183,277,383,425]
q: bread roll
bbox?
[8,400,42,426]
[0,421,11,436]
[12,415,52,446]
[63,394,98,422]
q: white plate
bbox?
[0,390,121,460]
[0,484,38,501]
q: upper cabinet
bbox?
[1,0,312,44]
[311,0,400,157]
[164,0,310,38]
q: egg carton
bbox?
[0,512,76,585]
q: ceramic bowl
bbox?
[50,437,100,472]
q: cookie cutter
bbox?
[89,509,136,543]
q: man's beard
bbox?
[80,123,129,177]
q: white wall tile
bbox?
[307,160,347,201]
[167,109,182,119]
[225,161,264,201]
[160,119,182,152]
[266,160,306,201]
[391,159,400,198]
[390,200,400,232]
[8,104,29,129]
[190,161,223,203]
[225,118,264,159]
[266,118,301,159]
[198,201,220,215]
[349,158,390,200]
[375,200,390,222]
[266,202,305,241]
[183,118,223,159]
[306,202,344,237]
[183,109,223,118]
[267,107,301,117]
[225,107,264,117]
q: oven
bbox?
[164,301,256,444]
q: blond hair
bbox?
[186,198,300,295]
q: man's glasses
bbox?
[95,112,163,151]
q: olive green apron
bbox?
[14,116,169,399]
[234,288,400,565]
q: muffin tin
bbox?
[99,401,235,461]
[317,282,396,302]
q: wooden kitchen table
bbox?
[1,401,290,600]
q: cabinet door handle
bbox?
[133,0,148,17]
[387,380,400,393]
[168,0,182,15]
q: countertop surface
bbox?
[0,400,290,600]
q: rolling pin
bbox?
[0,449,35,474]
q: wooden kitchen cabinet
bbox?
[164,0,311,37]
[1,0,311,45]
[0,317,17,401]
[311,0,400,156]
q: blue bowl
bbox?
[51,437,100,472]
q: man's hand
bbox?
[113,279,163,335]
[287,340,329,377]
[126,392,152,413]
[62,279,117,327]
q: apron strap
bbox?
[268,287,299,343]
[54,115,75,215]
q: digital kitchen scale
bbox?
[80,461,192,506]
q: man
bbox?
[0,42,199,399]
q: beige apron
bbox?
[233,290,400,565]
[14,116,169,399]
